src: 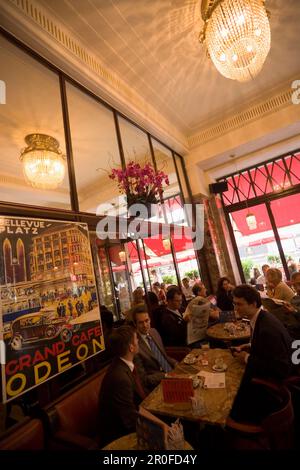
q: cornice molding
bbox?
[1,0,188,153]
[188,83,296,149]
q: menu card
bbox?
[197,371,225,389]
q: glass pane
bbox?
[152,139,180,200]
[0,36,70,208]
[89,232,117,320]
[151,139,187,226]
[270,194,300,277]
[66,83,123,214]
[174,154,189,202]
[141,235,178,289]
[118,117,152,165]
[172,229,200,282]
[126,240,145,291]
[108,244,132,317]
[230,204,283,283]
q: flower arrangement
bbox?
[109,161,169,206]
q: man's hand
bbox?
[232,350,249,365]
[230,343,250,355]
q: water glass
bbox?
[190,396,206,416]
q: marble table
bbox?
[206,321,250,344]
[141,348,245,427]
[102,432,193,450]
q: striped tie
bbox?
[147,335,172,373]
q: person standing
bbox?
[230,285,293,423]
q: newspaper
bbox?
[187,301,210,345]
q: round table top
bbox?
[206,321,250,342]
[102,432,193,450]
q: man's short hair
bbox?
[192,284,201,296]
[131,303,149,325]
[262,264,270,271]
[109,325,136,357]
[233,284,262,308]
[166,287,182,302]
[291,271,300,281]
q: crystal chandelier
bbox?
[199,0,271,82]
[20,134,65,189]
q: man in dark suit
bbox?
[98,325,145,447]
[131,304,177,393]
[230,284,293,422]
[158,287,188,346]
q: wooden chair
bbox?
[226,378,294,450]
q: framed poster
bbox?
[0,216,105,403]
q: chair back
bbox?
[0,418,44,450]
[261,385,294,450]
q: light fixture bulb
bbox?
[200,0,271,82]
[20,134,65,190]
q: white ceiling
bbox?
[37,0,300,134]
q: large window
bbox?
[66,83,122,214]
[0,36,70,209]
[219,150,300,281]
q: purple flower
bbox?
[109,160,169,202]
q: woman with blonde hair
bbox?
[266,268,294,302]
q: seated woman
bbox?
[265,268,294,302]
[216,277,234,312]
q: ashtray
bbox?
[212,364,227,372]
[184,355,197,364]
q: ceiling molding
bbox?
[1,0,188,153]
[188,83,295,149]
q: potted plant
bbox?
[109,161,169,215]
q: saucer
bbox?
[212,364,227,372]
[184,356,197,365]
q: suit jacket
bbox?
[158,308,187,347]
[230,309,293,423]
[216,291,234,311]
[98,358,141,447]
[134,328,177,392]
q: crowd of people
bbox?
[97,266,300,448]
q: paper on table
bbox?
[197,370,225,389]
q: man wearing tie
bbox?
[132,304,177,393]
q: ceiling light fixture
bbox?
[20,133,66,189]
[162,239,171,251]
[199,0,271,82]
[246,212,257,230]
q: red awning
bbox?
[231,198,300,237]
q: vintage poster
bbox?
[0,216,105,403]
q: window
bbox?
[0,36,70,208]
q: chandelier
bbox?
[20,134,66,189]
[199,0,271,82]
